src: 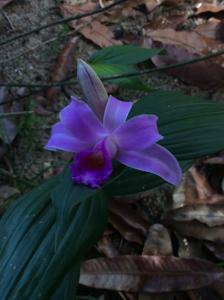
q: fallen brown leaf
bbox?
[144,0,181,12]
[60,1,124,47]
[204,155,224,165]
[109,212,144,244]
[108,198,150,236]
[80,20,122,48]
[139,224,173,300]
[60,2,97,29]
[194,18,224,41]
[192,3,224,20]
[143,24,224,88]
[189,166,215,200]
[80,255,224,293]
[46,36,79,102]
[166,219,224,243]
[172,166,224,210]
[165,203,224,227]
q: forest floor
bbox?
[1,0,224,299]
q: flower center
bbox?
[84,151,105,170]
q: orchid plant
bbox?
[46,60,182,188]
[1,46,224,300]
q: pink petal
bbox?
[45,122,88,152]
[71,141,113,188]
[114,115,162,151]
[117,144,182,185]
[103,96,133,132]
[60,97,107,144]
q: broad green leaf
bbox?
[0,170,107,300]
[90,63,150,91]
[0,176,59,300]
[106,91,224,195]
[29,191,107,300]
[51,166,97,249]
[89,45,163,65]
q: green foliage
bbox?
[0,170,107,300]
[90,63,150,91]
[89,45,163,65]
[88,45,163,91]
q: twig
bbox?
[0,12,101,66]
[0,9,15,31]
[0,111,34,118]
[0,48,224,88]
[0,0,128,48]
[0,31,77,66]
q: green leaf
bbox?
[30,191,107,300]
[0,176,59,300]
[90,63,150,91]
[51,166,97,249]
[89,45,163,65]
[106,90,224,195]
[0,170,107,300]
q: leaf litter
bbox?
[1,0,224,299]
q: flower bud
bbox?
[77,59,108,121]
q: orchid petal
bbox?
[114,115,162,151]
[117,144,182,185]
[60,97,107,145]
[71,140,112,188]
[77,59,108,121]
[103,95,133,132]
[45,122,88,152]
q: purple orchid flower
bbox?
[45,60,182,188]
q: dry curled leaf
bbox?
[80,255,224,293]
[192,3,224,20]
[165,203,224,227]
[172,166,224,211]
[108,198,150,236]
[142,224,172,256]
[109,212,144,244]
[166,220,224,243]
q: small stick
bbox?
[0,110,34,118]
